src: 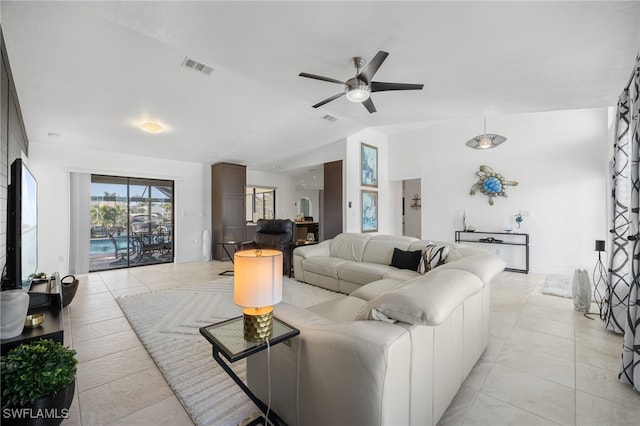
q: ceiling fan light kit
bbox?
[345,77,370,102]
[299,50,424,113]
[465,117,507,149]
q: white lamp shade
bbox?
[234,249,283,308]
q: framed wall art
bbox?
[361,190,378,233]
[361,143,378,187]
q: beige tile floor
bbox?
[60,262,639,425]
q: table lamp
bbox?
[234,249,283,342]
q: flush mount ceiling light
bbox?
[139,121,164,134]
[465,117,507,150]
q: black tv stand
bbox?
[1,273,65,354]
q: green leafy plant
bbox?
[1,339,77,408]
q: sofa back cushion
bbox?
[408,239,459,253]
[329,233,371,262]
[362,235,417,264]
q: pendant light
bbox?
[465,117,507,149]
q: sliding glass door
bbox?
[89,175,174,271]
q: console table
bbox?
[200,317,299,426]
[455,231,529,274]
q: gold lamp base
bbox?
[243,306,274,342]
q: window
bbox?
[246,186,275,222]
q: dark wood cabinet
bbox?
[294,221,319,242]
[211,163,246,261]
[323,160,343,240]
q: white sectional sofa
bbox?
[247,233,505,426]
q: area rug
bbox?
[542,274,572,298]
[116,277,341,426]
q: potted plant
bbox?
[1,339,77,426]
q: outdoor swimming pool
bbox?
[90,237,127,255]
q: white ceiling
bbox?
[1,1,639,175]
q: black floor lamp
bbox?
[589,239,608,320]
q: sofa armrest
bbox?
[293,240,330,259]
[248,302,412,426]
[438,253,505,285]
[293,242,331,281]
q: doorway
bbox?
[89,175,174,271]
[403,178,421,239]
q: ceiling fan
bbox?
[299,51,424,113]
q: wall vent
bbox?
[182,56,214,76]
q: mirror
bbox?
[298,197,311,217]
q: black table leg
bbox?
[218,243,236,276]
[212,348,286,426]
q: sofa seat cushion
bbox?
[307,296,366,322]
[302,257,351,278]
[350,278,406,302]
[356,269,484,326]
[337,261,396,286]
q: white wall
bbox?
[388,108,609,275]
[345,128,402,234]
[29,142,209,275]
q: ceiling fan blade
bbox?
[358,51,389,84]
[371,81,424,92]
[299,72,345,85]
[312,93,345,108]
[362,97,377,114]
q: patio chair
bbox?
[109,233,136,264]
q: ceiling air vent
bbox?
[182,56,214,76]
[323,114,338,123]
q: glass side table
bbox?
[200,316,300,425]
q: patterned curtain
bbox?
[606,85,632,333]
[608,56,640,391]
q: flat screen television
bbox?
[2,158,38,291]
